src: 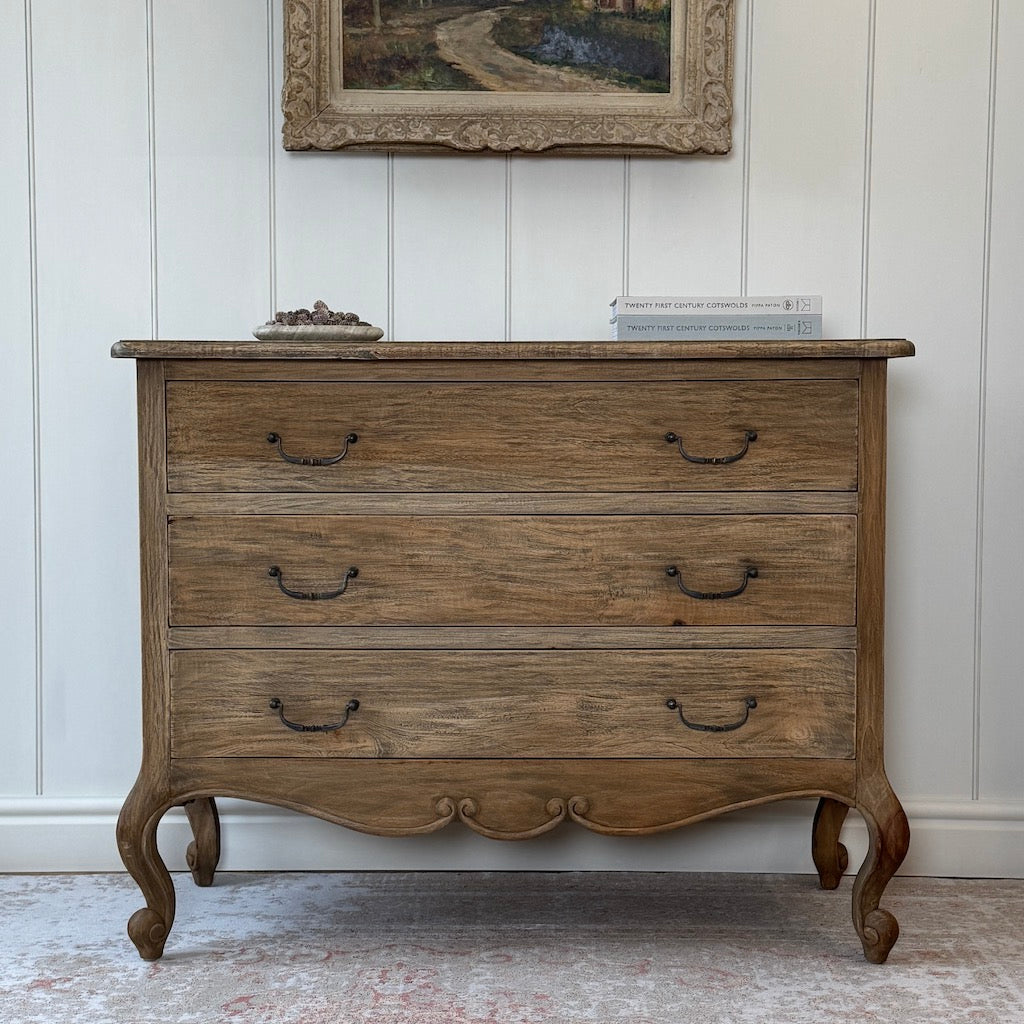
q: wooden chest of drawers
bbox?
[112,339,913,963]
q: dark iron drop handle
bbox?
[666,564,758,600]
[666,696,757,733]
[267,431,357,466]
[268,565,358,601]
[664,429,757,465]
[269,697,359,733]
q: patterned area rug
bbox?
[2,872,1023,1023]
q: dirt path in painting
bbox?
[433,6,634,93]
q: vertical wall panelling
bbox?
[509,159,626,340]
[153,1,272,338]
[32,0,151,795]
[979,2,1024,803]
[391,156,507,341]
[626,0,747,298]
[3,1,1024,873]
[0,0,38,795]
[868,0,993,800]
[745,1,871,336]
[270,3,389,330]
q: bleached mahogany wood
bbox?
[170,649,856,760]
[851,359,910,963]
[182,797,220,887]
[812,797,851,889]
[167,492,860,516]
[165,757,858,838]
[167,514,857,627]
[167,625,859,650]
[114,339,912,962]
[116,360,175,961]
[113,339,915,361]
[162,357,863,383]
[167,380,857,493]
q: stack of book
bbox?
[610,295,822,340]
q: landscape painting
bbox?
[282,0,735,154]
[341,0,672,94]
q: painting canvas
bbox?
[283,0,734,154]
[341,1,672,94]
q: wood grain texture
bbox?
[169,649,856,760]
[117,360,175,959]
[114,343,910,962]
[167,625,858,650]
[856,361,888,773]
[166,380,858,493]
[112,339,915,361]
[166,756,858,838]
[159,357,864,383]
[182,796,220,887]
[167,491,859,516]
[811,796,851,889]
[167,514,857,627]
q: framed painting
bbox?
[283,0,734,154]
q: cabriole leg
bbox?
[116,780,176,960]
[811,797,851,890]
[852,779,910,964]
[183,796,221,887]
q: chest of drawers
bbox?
[112,339,913,963]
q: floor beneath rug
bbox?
[2,872,1022,1023]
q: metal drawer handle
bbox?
[268,565,358,601]
[269,697,359,733]
[666,564,758,600]
[664,429,757,464]
[267,431,358,466]
[666,696,757,733]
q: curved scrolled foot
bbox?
[812,797,851,890]
[852,777,910,964]
[861,908,901,965]
[127,907,170,962]
[183,797,221,887]
[117,780,176,960]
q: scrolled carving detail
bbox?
[127,908,168,962]
[455,797,569,839]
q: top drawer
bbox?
[166,380,858,493]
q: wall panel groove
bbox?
[972,0,999,800]
[0,0,43,797]
[266,0,278,317]
[978,0,1024,803]
[26,0,42,797]
[859,0,877,338]
[145,0,158,340]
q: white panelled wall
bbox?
[2,0,1022,875]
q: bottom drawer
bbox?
[170,649,855,760]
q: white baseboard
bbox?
[2,797,1023,876]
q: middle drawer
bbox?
[167,514,856,627]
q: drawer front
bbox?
[170,649,856,759]
[167,514,856,627]
[166,380,858,493]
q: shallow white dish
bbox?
[252,323,384,341]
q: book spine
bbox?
[612,317,822,340]
[611,295,823,316]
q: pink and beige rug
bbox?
[2,872,1022,1023]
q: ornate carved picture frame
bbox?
[283,0,734,155]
